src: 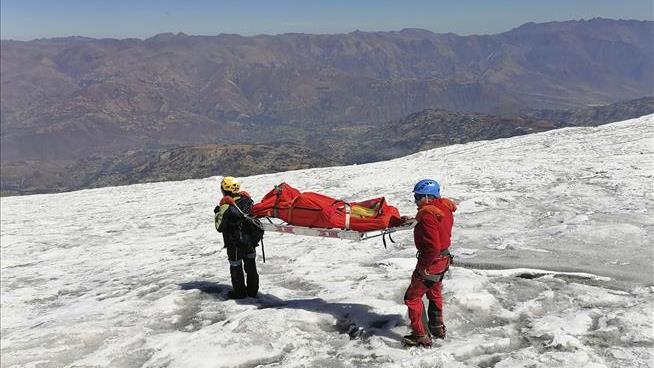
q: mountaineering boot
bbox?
[246,284,258,298]
[229,265,247,299]
[403,334,432,347]
[429,323,447,339]
[227,290,247,299]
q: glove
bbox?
[213,205,221,214]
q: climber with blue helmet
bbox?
[403,179,457,347]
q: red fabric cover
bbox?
[251,182,402,231]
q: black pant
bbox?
[227,245,259,297]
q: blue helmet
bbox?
[413,179,440,197]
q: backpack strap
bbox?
[230,200,264,230]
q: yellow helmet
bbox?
[220,176,240,193]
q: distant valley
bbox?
[1,97,651,195]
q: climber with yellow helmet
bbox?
[214,176,260,299]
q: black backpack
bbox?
[238,216,264,248]
[232,197,264,248]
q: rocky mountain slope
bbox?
[2,97,651,195]
[0,143,337,195]
[1,19,652,163]
[528,96,654,126]
[348,96,654,163]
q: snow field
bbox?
[1,115,653,367]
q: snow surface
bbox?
[1,115,653,367]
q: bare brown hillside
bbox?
[1,19,652,163]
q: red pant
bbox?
[404,258,449,336]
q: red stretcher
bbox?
[252,183,416,246]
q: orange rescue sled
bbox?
[251,183,415,244]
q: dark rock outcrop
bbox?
[2,97,651,195]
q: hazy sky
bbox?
[1,0,652,40]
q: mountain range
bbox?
[1,18,653,194]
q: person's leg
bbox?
[426,281,446,338]
[227,246,246,298]
[243,249,259,297]
[404,275,429,337]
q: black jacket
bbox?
[214,195,254,248]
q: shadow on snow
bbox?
[179,280,405,341]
